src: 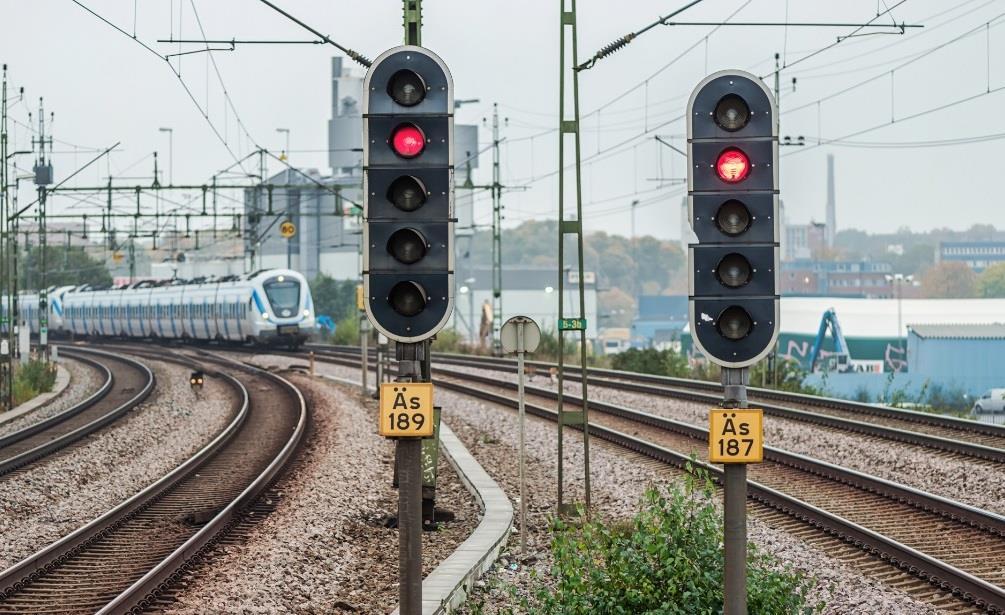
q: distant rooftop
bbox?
[908,323,1005,340]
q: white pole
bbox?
[517,320,527,555]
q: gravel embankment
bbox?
[162,369,479,614]
[0,355,105,437]
[0,359,235,568]
[314,360,936,614]
[443,363,1005,515]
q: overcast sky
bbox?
[2,0,1004,241]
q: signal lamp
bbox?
[714,94,751,132]
[715,200,751,236]
[717,305,753,340]
[715,148,750,183]
[391,124,425,158]
[388,176,427,212]
[388,69,426,107]
[389,281,427,316]
[715,253,753,288]
[387,228,428,264]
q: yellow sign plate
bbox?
[379,383,434,438]
[709,409,763,464]
[280,220,297,238]
[356,284,365,311]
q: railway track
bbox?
[0,347,308,614]
[308,348,1005,612]
[314,345,1005,464]
[0,347,153,476]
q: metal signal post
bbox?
[362,42,453,615]
[687,70,779,615]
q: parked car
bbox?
[972,389,1005,414]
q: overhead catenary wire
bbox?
[70,0,248,175]
[255,0,371,67]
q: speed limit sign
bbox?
[280,220,296,239]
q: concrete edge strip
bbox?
[315,373,513,615]
[0,362,71,426]
[411,421,514,614]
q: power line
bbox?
[767,0,913,77]
[255,0,371,67]
[70,0,248,174]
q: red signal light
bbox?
[716,148,750,183]
[391,124,426,158]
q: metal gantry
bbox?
[556,0,591,516]
[490,103,503,352]
[0,65,11,410]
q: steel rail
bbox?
[101,352,308,612]
[430,374,1005,613]
[313,345,1005,459]
[0,347,154,475]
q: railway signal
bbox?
[362,46,454,344]
[687,70,778,615]
[686,70,779,369]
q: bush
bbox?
[518,467,820,614]
[331,315,360,346]
[12,359,57,406]
[431,328,463,353]
[611,348,690,378]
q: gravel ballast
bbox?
[313,360,937,614]
[0,358,235,568]
[0,355,105,437]
[445,363,1005,515]
[162,370,480,614]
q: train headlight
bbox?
[303,309,310,317]
[261,312,269,320]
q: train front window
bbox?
[263,277,301,316]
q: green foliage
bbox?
[611,348,689,378]
[749,358,823,396]
[519,469,820,614]
[309,274,358,322]
[13,245,112,292]
[331,315,360,346]
[431,328,463,353]
[920,262,977,298]
[12,360,57,406]
[977,263,1005,298]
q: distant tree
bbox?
[16,245,112,291]
[891,243,935,277]
[977,263,1005,298]
[598,288,634,328]
[920,262,977,298]
[310,274,358,322]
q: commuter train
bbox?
[0,269,316,348]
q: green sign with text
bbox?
[558,318,587,331]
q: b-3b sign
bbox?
[379,382,434,438]
[709,408,763,464]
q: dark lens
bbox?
[388,70,426,107]
[715,200,751,236]
[387,228,427,264]
[389,281,426,316]
[717,306,753,340]
[714,94,750,132]
[388,176,427,212]
[715,253,752,288]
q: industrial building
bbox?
[937,241,1005,273]
[630,295,688,348]
[780,259,894,298]
[455,267,598,342]
[246,57,478,281]
[907,324,1005,398]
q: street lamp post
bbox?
[158,128,173,185]
[885,273,915,344]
